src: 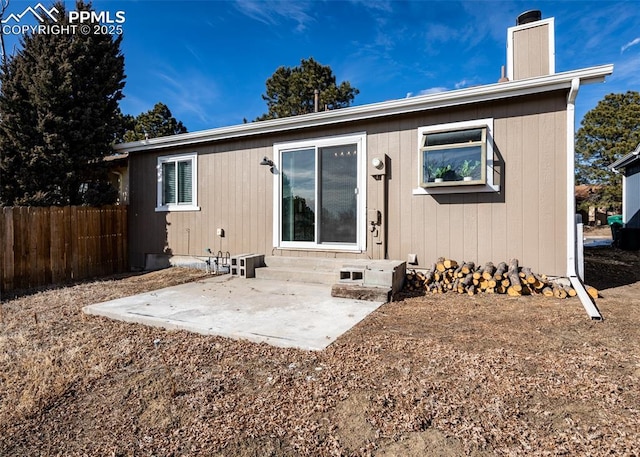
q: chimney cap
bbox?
[516,10,542,25]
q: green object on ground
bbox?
[607,215,623,226]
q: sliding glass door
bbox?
[275,134,365,251]
[319,145,357,243]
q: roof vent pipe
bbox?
[516,10,541,25]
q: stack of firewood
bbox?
[405,258,598,299]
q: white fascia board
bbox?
[610,143,640,171]
[114,64,613,154]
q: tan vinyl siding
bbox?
[513,23,551,79]
[128,91,568,276]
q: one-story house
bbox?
[114,12,612,319]
[610,143,640,228]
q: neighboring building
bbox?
[105,152,129,205]
[610,143,640,228]
[114,12,612,318]
[575,185,608,226]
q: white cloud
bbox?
[348,0,393,13]
[621,37,640,53]
[613,53,640,83]
[417,87,448,96]
[154,69,219,129]
[233,0,314,32]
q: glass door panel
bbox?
[281,148,315,242]
[319,144,357,243]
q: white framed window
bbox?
[413,119,499,195]
[272,133,367,252]
[156,153,200,212]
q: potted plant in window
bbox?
[458,160,480,181]
[433,164,454,183]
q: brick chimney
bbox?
[506,10,555,81]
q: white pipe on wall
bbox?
[566,77,602,320]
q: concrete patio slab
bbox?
[83,275,385,351]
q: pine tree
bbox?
[576,91,640,211]
[120,102,188,143]
[256,57,359,121]
[0,1,125,206]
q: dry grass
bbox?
[1,252,639,456]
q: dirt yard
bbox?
[1,247,639,456]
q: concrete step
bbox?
[256,256,369,285]
[262,255,369,271]
[254,266,338,285]
[253,256,407,299]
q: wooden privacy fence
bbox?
[0,205,128,294]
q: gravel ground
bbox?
[0,248,639,456]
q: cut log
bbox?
[507,286,522,296]
[542,286,554,297]
[531,273,546,289]
[443,259,458,269]
[461,262,475,275]
[586,286,599,299]
[424,265,436,285]
[436,257,446,272]
[482,262,496,280]
[494,262,508,280]
[521,267,536,284]
[553,283,567,299]
[460,272,474,289]
[507,259,522,292]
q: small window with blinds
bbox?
[156,153,199,211]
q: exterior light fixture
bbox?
[372,157,384,170]
[260,156,274,167]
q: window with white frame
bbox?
[156,153,199,211]
[414,119,498,194]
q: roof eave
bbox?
[114,64,614,154]
[611,143,640,171]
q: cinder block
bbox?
[363,269,394,287]
[233,254,265,278]
[362,261,407,294]
[339,268,364,282]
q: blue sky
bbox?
[3,0,639,132]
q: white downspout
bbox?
[567,77,603,320]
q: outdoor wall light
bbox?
[372,157,384,170]
[260,156,274,167]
